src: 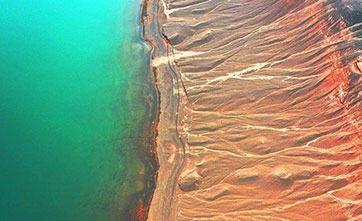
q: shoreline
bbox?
[125,0,162,220]
[141,0,187,220]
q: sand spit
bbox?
[143,0,362,220]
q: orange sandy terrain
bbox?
[142,0,362,220]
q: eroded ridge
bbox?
[145,0,362,220]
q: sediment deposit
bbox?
[143,0,362,220]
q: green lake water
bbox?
[0,0,156,220]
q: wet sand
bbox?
[142,0,362,220]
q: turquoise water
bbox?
[0,0,155,220]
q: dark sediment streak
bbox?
[127,0,161,220]
[121,0,160,220]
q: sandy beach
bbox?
[142,0,362,220]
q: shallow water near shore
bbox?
[0,0,156,220]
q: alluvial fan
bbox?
[144,0,362,220]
